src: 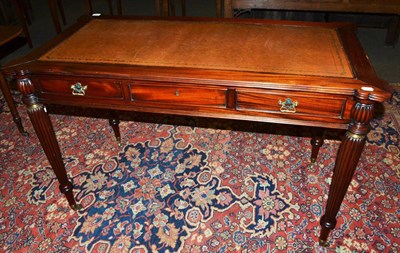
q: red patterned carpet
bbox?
[0,87,399,253]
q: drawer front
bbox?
[36,77,124,99]
[130,82,227,108]
[236,89,351,118]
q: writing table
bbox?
[1,16,393,245]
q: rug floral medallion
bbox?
[0,88,399,253]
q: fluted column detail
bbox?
[16,75,81,210]
[319,99,374,245]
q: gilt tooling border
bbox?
[40,19,353,78]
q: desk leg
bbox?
[109,110,121,147]
[319,100,374,245]
[0,73,27,136]
[16,76,81,210]
[310,128,324,163]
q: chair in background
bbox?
[167,0,222,17]
[86,0,114,15]
[114,0,221,18]
[47,0,66,34]
[49,0,115,34]
[113,0,164,16]
[222,0,400,46]
[0,25,28,135]
[10,0,32,47]
[8,0,66,46]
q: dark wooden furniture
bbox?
[0,25,23,46]
[47,0,67,34]
[98,0,164,17]
[85,0,114,16]
[223,0,400,46]
[11,0,33,47]
[168,0,223,17]
[10,0,65,41]
[1,16,392,245]
[0,25,27,135]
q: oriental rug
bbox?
[0,86,399,253]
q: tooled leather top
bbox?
[40,19,353,78]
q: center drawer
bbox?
[129,81,227,108]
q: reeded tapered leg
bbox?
[0,73,27,136]
[310,128,324,163]
[16,75,81,210]
[319,99,374,246]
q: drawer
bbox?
[130,82,227,108]
[36,77,124,99]
[236,89,352,118]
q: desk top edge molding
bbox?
[1,16,393,104]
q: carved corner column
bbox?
[0,72,28,136]
[319,99,374,246]
[16,74,81,210]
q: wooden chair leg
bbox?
[22,0,31,25]
[181,0,185,16]
[12,0,33,47]
[386,15,400,47]
[115,0,122,16]
[0,0,9,24]
[47,0,62,34]
[155,0,170,17]
[56,0,66,25]
[155,0,161,16]
[169,0,175,16]
[107,0,114,15]
[85,0,93,14]
[216,0,222,17]
[0,73,27,136]
[163,0,169,16]
[223,0,233,18]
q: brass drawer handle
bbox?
[278,98,298,113]
[71,82,87,96]
[175,90,180,96]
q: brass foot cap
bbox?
[71,204,83,210]
[319,239,329,247]
[116,137,123,147]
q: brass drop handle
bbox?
[278,98,298,113]
[71,82,87,96]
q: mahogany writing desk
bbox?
[1,16,393,245]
